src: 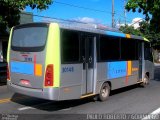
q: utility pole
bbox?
[112,0,115,28]
[118,18,121,26]
[124,0,126,25]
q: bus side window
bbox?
[120,38,137,61]
[99,35,120,62]
[61,30,80,64]
[144,43,153,62]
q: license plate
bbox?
[20,79,31,86]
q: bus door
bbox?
[138,42,144,81]
[81,35,96,95]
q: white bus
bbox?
[7,22,154,101]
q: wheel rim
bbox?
[101,86,109,98]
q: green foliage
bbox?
[139,21,160,43]
[126,0,160,32]
[119,21,160,45]
[119,25,142,36]
[125,0,160,45]
[0,0,53,34]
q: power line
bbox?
[54,0,131,22]
[33,14,106,25]
[54,1,111,14]
[24,1,134,26]
[112,0,115,27]
[23,13,135,30]
[130,18,144,26]
[33,14,87,23]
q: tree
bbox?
[0,0,53,34]
[125,0,160,44]
[119,25,142,36]
[125,0,160,32]
[119,21,160,45]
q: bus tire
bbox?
[98,82,110,101]
[140,74,149,87]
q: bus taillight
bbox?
[45,64,54,87]
[7,63,10,80]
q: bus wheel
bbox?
[98,83,110,101]
[140,74,149,87]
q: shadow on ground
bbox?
[10,85,139,112]
[0,82,6,86]
[110,84,139,96]
[10,93,95,112]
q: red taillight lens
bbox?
[45,64,54,87]
[7,63,10,80]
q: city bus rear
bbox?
[7,23,60,100]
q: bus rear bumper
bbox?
[7,81,60,101]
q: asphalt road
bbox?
[1,64,160,119]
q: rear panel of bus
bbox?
[7,23,61,100]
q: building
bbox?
[0,12,33,62]
[0,12,33,82]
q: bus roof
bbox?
[13,22,149,42]
[59,23,149,42]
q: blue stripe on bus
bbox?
[105,31,126,38]
[107,61,127,79]
[10,61,34,75]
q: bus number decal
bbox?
[25,57,32,62]
[62,67,74,73]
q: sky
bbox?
[26,0,145,27]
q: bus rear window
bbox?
[11,27,48,52]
